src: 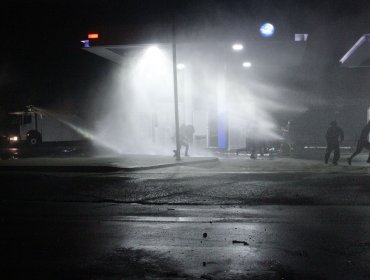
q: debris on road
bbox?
[203,232,207,238]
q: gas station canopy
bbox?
[82,44,155,64]
[81,30,308,67]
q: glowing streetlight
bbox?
[232,43,244,51]
[260,23,275,37]
[242,61,252,68]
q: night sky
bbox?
[1,0,370,121]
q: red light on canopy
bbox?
[88,33,99,39]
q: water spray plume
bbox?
[33,107,121,154]
[88,40,308,154]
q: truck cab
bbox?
[0,110,43,146]
[20,112,42,145]
[0,113,21,146]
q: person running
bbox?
[180,124,190,156]
[324,120,344,165]
[347,120,370,165]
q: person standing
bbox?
[174,124,189,157]
[325,121,344,165]
[173,124,189,157]
[347,120,370,165]
[249,121,265,159]
[280,120,293,156]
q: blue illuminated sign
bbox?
[218,113,228,149]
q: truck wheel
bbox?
[27,132,42,146]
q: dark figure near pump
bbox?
[347,120,370,165]
[325,121,344,165]
[173,124,193,157]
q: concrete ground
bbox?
[1,154,370,279]
[0,153,218,171]
[0,146,368,172]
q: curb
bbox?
[0,158,219,173]
[120,157,219,171]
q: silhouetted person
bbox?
[325,120,344,165]
[250,139,265,159]
[280,120,293,155]
[347,120,370,165]
[248,121,265,159]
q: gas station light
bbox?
[143,46,163,64]
[139,45,168,75]
[177,63,186,70]
[88,33,99,39]
[146,45,160,53]
[232,43,244,51]
[242,61,252,68]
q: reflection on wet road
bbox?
[1,161,370,279]
[2,201,369,279]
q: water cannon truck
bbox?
[0,105,85,147]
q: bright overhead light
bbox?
[242,61,252,68]
[232,43,244,51]
[146,45,160,52]
[260,23,275,37]
[142,45,164,66]
[177,63,186,70]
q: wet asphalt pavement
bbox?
[1,157,370,279]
